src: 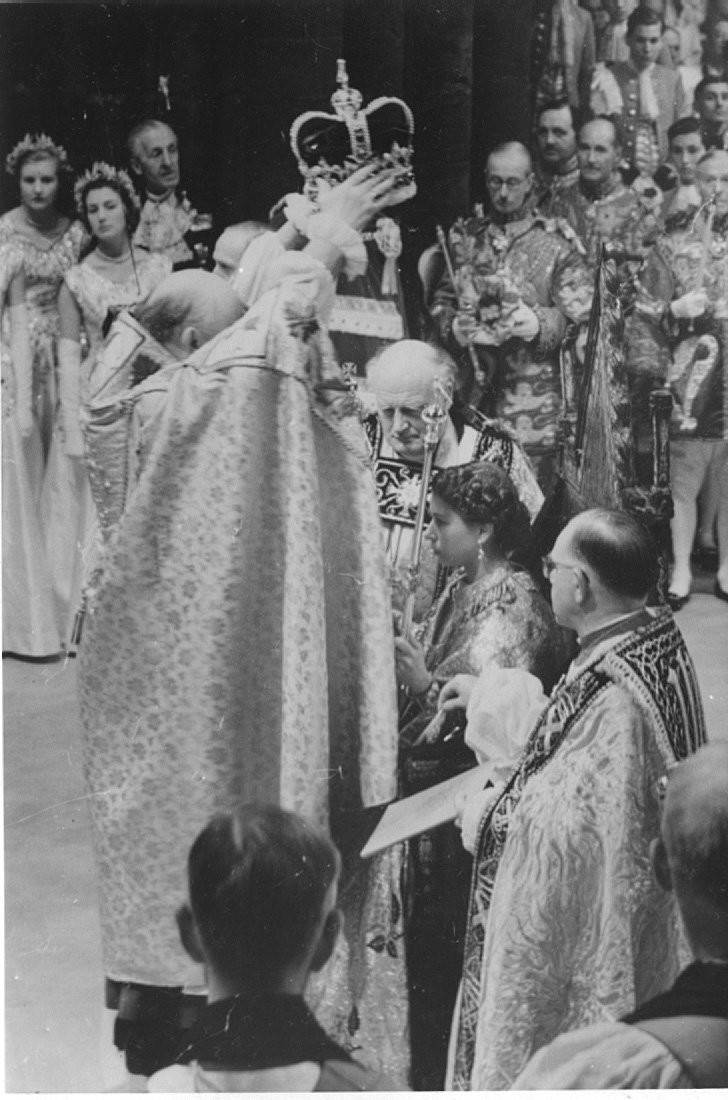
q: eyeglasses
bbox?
[541,555,587,582]
[485,176,528,191]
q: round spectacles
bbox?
[485,175,529,191]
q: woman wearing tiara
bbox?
[0,134,85,459]
[43,162,171,641]
[0,133,84,655]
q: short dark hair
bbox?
[187,804,340,983]
[667,117,704,145]
[536,99,574,123]
[431,460,531,556]
[693,75,728,107]
[627,6,664,34]
[569,508,659,599]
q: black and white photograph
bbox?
[2,0,727,1091]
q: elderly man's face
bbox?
[698,82,728,128]
[131,123,180,195]
[377,400,430,463]
[697,152,728,215]
[485,149,533,216]
[578,120,621,185]
[370,359,446,463]
[536,107,577,168]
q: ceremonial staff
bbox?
[400,377,453,637]
[436,224,486,388]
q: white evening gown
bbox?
[40,251,171,642]
[1,243,61,656]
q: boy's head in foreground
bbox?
[177,805,342,1001]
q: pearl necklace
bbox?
[95,248,132,265]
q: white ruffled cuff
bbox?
[306,212,368,279]
[283,193,317,237]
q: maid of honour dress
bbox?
[41,250,171,641]
[0,214,85,655]
[1,242,62,655]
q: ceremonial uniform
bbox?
[363,407,544,621]
[629,206,728,588]
[631,207,728,442]
[535,155,580,215]
[431,210,592,488]
[608,60,688,166]
[549,176,662,268]
[134,190,212,269]
[448,608,706,1090]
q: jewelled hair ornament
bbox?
[5,132,71,177]
[73,162,141,217]
[289,58,416,205]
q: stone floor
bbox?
[4,591,728,1093]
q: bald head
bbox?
[367,341,455,406]
[564,508,658,600]
[136,271,244,360]
[660,742,728,915]
[212,222,268,281]
[487,142,532,175]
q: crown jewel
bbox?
[74,162,141,218]
[5,133,71,177]
[289,59,416,204]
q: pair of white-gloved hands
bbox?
[436,668,548,853]
[452,302,540,347]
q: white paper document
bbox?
[360,762,492,858]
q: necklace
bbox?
[95,247,132,265]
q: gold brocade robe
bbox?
[78,253,409,1082]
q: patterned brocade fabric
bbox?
[630,210,728,442]
[448,610,706,1089]
[66,253,172,372]
[549,180,661,269]
[401,565,563,744]
[364,413,544,621]
[78,260,409,1082]
[0,215,85,445]
[431,212,592,485]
